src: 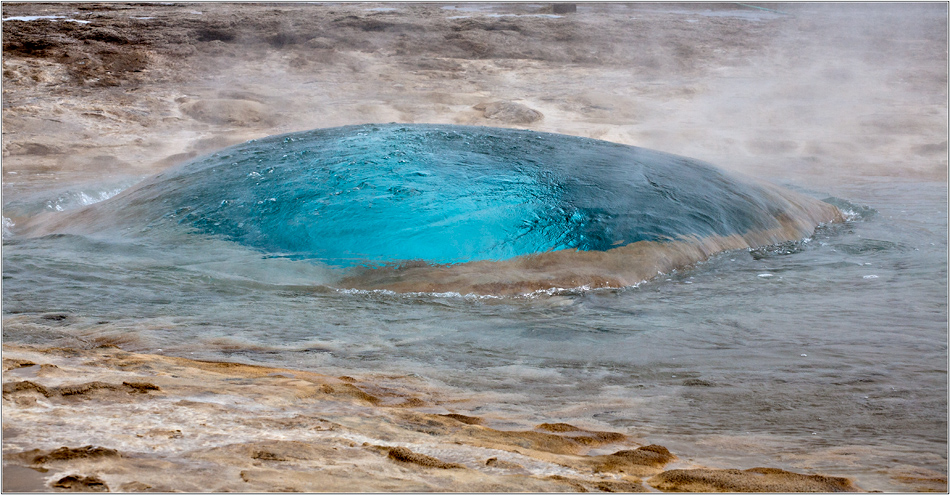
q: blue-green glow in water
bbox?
[116,124,811,267]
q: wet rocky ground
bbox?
[2,343,867,492]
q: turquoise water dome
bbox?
[114,124,826,268]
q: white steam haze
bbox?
[1,2,946,206]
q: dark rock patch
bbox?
[649,467,860,492]
[52,474,109,492]
[591,445,677,474]
[33,446,119,464]
[387,446,465,469]
[440,413,483,425]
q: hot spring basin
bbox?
[46,124,842,294]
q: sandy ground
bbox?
[2,1,947,492]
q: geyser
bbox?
[36,124,841,293]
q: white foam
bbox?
[2,15,90,24]
[335,287,503,300]
[2,217,15,238]
[335,277,645,300]
[78,188,123,206]
[838,208,864,222]
[39,183,133,213]
[3,15,65,21]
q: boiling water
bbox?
[2,127,946,491]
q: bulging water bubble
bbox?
[27,124,842,294]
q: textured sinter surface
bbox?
[89,124,838,271]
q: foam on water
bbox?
[2,217,15,239]
[3,178,140,220]
[2,15,90,24]
[3,15,67,21]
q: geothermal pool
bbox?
[10,124,839,294]
[2,125,947,491]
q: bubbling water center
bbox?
[33,124,842,294]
